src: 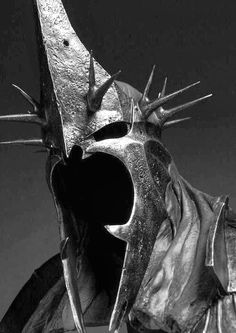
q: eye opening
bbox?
[93,121,129,141]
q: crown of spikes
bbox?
[135,65,211,128]
[0,0,211,157]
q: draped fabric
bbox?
[131,163,236,333]
[0,254,113,332]
[0,255,63,333]
[192,294,236,332]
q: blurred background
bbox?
[0,0,236,330]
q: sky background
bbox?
[0,0,236,330]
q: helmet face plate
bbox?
[83,122,171,330]
[0,0,215,332]
[48,118,173,330]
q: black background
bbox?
[0,0,236,330]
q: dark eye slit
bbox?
[93,122,129,141]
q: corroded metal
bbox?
[2,0,236,333]
[34,0,129,156]
[87,52,121,113]
[86,117,170,331]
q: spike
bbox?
[0,139,43,146]
[161,77,167,97]
[157,77,167,99]
[87,70,121,112]
[12,84,40,114]
[87,57,121,113]
[140,65,156,104]
[160,94,212,124]
[128,99,135,134]
[95,71,121,104]
[142,81,200,119]
[163,117,191,128]
[0,114,45,125]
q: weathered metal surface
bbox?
[2,1,236,333]
[35,0,127,156]
[86,118,171,331]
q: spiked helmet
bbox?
[0,1,213,332]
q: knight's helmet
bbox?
[0,0,212,332]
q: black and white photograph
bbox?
[0,1,236,332]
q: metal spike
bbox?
[88,70,121,112]
[157,77,167,99]
[12,84,40,114]
[0,139,43,146]
[161,94,212,123]
[161,77,167,97]
[88,51,95,89]
[140,65,156,104]
[0,114,44,125]
[163,117,191,128]
[143,81,200,119]
[128,99,135,134]
[93,71,121,109]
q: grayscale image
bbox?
[0,1,236,332]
